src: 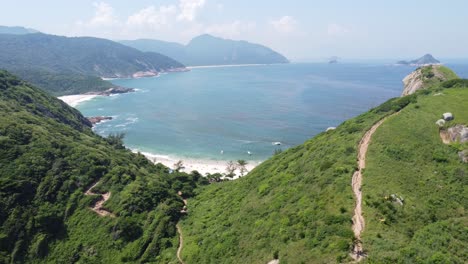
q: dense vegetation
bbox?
[0,33,185,95]
[179,77,467,263]
[10,69,114,96]
[120,34,289,66]
[0,71,206,263]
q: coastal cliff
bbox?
[401,65,458,96]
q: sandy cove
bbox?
[58,94,100,107]
[187,64,268,69]
[58,94,262,177]
[139,151,260,178]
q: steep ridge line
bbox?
[350,113,398,261]
[84,181,115,217]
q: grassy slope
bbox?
[180,97,416,263]
[181,81,466,263]
[362,88,467,263]
[420,65,458,88]
[0,71,206,263]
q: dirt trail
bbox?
[176,224,185,264]
[177,193,188,264]
[351,114,395,261]
[84,181,115,217]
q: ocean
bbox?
[76,63,468,162]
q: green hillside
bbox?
[0,70,206,263]
[0,66,466,264]
[362,86,467,263]
[0,33,185,95]
[179,79,467,263]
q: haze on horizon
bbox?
[1,0,467,61]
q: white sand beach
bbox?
[139,151,260,178]
[58,94,100,107]
[187,64,267,69]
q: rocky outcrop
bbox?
[87,87,135,96]
[402,70,426,96]
[439,125,468,163]
[401,65,457,96]
[446,125,468,143]
[87,116,112,125]
[459,150,468,163]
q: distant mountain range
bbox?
[0,33,185,95]
[397,54,440,66]
[120,34,289,66]
[0,25,39,35]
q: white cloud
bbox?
[327,23,350,37]
[85,2,118,27]
[177,0,206,22]
[126,5,177,29]
[270,16,298,34]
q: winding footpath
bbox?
[351,114,396,261]
[177,193,188,264]
[84,181,115,217]
[176,224,185,264]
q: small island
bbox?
[396,54,441,66]
[328,56,339,64]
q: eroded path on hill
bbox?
[176,224,185,264]
[351,113,397,261]
[177,193,188,264]
[84,181,115,217]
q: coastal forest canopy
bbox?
[0,70,207,263]
[0,33,185,95]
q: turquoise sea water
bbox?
[76,63,468,161]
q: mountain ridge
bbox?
[0,33,186,95]
[397,54,441,66]
[0,25,39,35]
[120,34,289,66]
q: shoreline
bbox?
[58,94,100,107]
[138,151,261,178]
[187,63,270,69]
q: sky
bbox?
[1,0,467,61]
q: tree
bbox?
[174,160,184,172]
[225,161,236,178]
[237,160,248,177]
[274,148,283,155]
[106,133,125,148]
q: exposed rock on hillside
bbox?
[442,125,468,143]
[401,65,458,96]
[87,116,112,125]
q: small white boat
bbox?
[247,151,252,155]
[272,142,281,146]
[220,150,224,154]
